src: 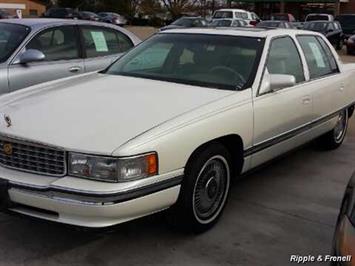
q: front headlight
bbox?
[68,152,158,182]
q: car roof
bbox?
[306,20,332,23]
[161,27,315,38]
[216,9,248,13]
[0,18,119,29]
[260,20,283,23]
[307,13,331,16]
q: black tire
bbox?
[166,142,232,233]
[317,109,348,150]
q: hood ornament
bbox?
[3,114,11,128]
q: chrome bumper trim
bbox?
[9,175,183,205]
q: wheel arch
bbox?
[185,134,245,178]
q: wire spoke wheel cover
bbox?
[192,155,230,224]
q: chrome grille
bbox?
[0,136,66,176]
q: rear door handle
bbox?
[69,66,81,73]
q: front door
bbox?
[8,25,84,92]
[250,36,313,168]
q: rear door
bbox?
[8,25,84,91]
[80,25,134,72]
[296,35,344,120]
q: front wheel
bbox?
[317,109,348,150]
[167,143,231,233]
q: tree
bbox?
[139,0,162,17]
[161,0,200,19]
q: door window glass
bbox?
[316,36,339,73]
[82,27,133,58]
[26,26,79,61]
[266,36,305,83]
[297,35,333,79]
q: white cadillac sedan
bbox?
[0,28,354,232]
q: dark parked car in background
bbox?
[0,19,140,94]
[292,22,305,29]
[257,20,293,29]
[43,8,80,19]
[98,12,127,26]
[345,35,355,55]
[336,14,355,39]
[332,172,355,265]
[78,11,100,21]
[304,21,344,50]
[160,17,207,31]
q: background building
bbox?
[0,0,46,17]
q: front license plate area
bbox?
[0,179,10,211]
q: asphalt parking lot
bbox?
[0,38,355,266]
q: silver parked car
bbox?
[0,19,140,94]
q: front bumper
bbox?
[0,166,182,227]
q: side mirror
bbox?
[19,49,45,64]
[259,70,296,94]
[270,74,296,91]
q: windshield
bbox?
[304,22,327,31]
[105,33,264,90]
[172,18,194,27]
[213,11,233,19]
[211,20,232,27]
[83,12,97,16]
[0,23,30,63]
[306,15,328,21]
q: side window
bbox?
[297,35,334,79]
[266,36,305,83]
[26,26,79,61]
[328,23,335,31]
[82,27,133,58]
[116,31,134,52]
[316,36,339,73]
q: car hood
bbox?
[0,73,233,155]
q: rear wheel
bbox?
[167,143,232,233]
[317,109,348,150]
